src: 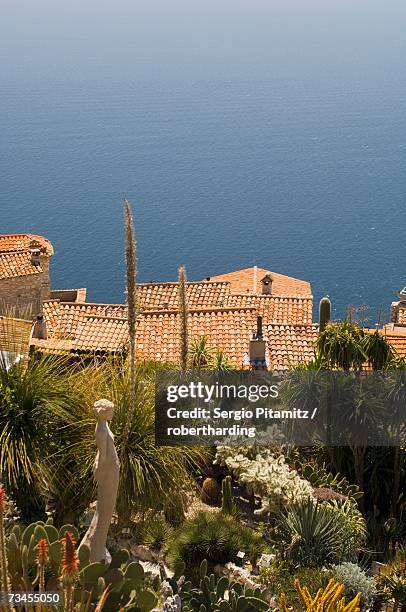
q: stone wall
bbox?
[0,256,51,317]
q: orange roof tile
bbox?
[37,300,129,353]
[224,294,313,325]
[137,281,230,311]
[136,307,258,366]
[266,324,319,370]
[0,233,54,280]
[0,234,54,256]
[206,267,312,297]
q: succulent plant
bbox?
[319,296,332,333]
[202,478,220,504]
[181,560,269,612]
[4,515,159,611]
[221,476,235,516]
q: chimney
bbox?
[249,316,267,369]
[30,248,41,267]
[32,314,47,340]
[261,275,272,295]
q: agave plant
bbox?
[278,499,352,568]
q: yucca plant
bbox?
[189,336,212,370]
[0,349,80,522]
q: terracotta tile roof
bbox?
[224,294,313,325]
[0,234,54,256]
[0,251,41,280]
[35,300,129,354]
[0,316,33,358]
[206,267,312,297]
[136,307,258,366]
[266,324,319,370]
[0,233,54,280]
[369,324,406,361]
[137,281,230,311]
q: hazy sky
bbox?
[2,0,406,84]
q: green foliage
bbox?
[278,499,364,568]
[5,514,159,611]
[258,561,332,609]
[321,500,366,561]
[330,562,377,610]
[295,459,363,502]
[375,552,406,609]
[0,352,81,522]
[169,511,264,581]
[190,336,212,369]
[67,359,208,521]
[181,559,269,612]
[138,514,174,550]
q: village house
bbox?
[2,232,404,369]
[0,234,54,316]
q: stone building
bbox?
[0,234,54,317]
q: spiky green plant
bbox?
[212,349,232,372]
[169,510,264,581]
[0,349,80,522]
[178,265,189,371]
[189,336,212,370]
[278,499,353,568]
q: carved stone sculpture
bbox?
[79,399,120,562]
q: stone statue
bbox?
[79,399,120,562]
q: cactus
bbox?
[278,578,362,612]
[181,560,268,612]
[4,516,161,611]
[201,478,220,504]
[221,476,235,516]
[319,296,332,332]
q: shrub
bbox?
[330,562,377,610]
[169,511,264,581]
[258,561,332,607]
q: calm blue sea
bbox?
[1,76,405,320]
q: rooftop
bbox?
[0,233,54,280]
[206,266,312,297]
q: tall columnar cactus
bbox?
[221,476,234,515]
[0,486,12,609]
[319,296,332,333]
[178,265,189,371]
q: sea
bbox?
[1,76,405,321]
